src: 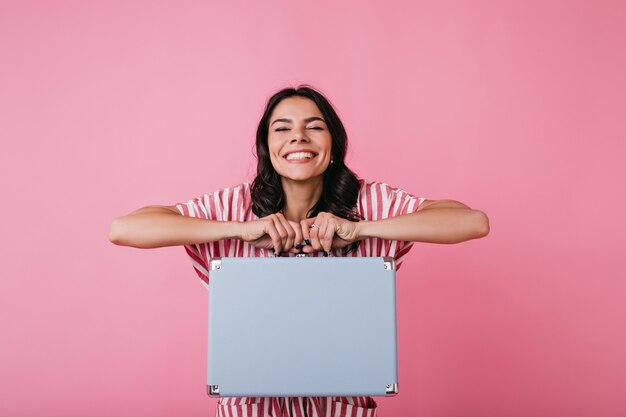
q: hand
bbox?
[300,212,360,253]
[240,213,303,253]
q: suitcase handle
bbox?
[273,250,333,258]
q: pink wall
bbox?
[1,1,625,416]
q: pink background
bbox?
[1,1,625,416]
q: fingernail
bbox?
[295,243,302,250]
[304,239,311,245]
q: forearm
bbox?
[109,207,242,249]
[356,206,490,244]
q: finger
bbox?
[264,219,283,253]
[308,218,323,252]
[270,215,289,252]
[321,218,338,252]
[300,225,316,253]
[275,213,295,251]
[316,218,329,251]
[301,217,317,229]
[301,219,312,248]
[315,213,333,252]
[290,220,304,252]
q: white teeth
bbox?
[285,152,315,161]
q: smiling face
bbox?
[267,96,333,183]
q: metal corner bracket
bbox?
[386,383,398,396]
[382,257,396,271]
[207,384,220,396]
[209,258,222,271]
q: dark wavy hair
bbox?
[251,85,362,250]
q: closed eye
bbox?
[275,126,323,131]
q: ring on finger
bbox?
[310,223,320,229]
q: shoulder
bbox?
[356,179,425,220]
[357,179,411,199]
[204,182,251,200]
[177,182,252,221]
[207,183,251,213]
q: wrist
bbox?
[203,220,244,241]
[229,221,245,240]
[355,220,373,240]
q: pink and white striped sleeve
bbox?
[175,184,250,287]
[381,182,426,268]
[358,180,426,269]
[175,194,213,287]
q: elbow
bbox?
[474,210,490,238]
[108,218,126,245]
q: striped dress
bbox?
[176,179,425,417]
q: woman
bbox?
[109,85,489,417]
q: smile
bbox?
[284,151,316,161]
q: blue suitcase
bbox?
[206,256,399,397]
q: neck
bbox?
[281,176,324,222]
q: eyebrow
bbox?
[270,116,326,126]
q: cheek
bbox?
[266,140,282,169]
[322,136,333,154]
[267,137,282,155]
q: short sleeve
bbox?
[356,180,426,269]
[175,184,251,287]
[175,196,212,287]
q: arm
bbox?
[108,205,242,249]
[356,199,490,244]
[302,199,489,252]
[109,206,304,252]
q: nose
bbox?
[290,128,310,143]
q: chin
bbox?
[281,173,324,183]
